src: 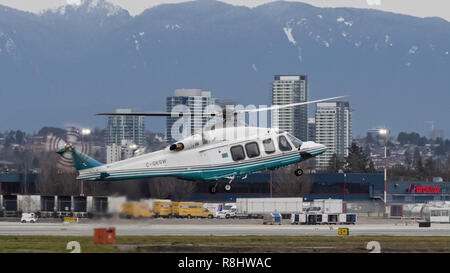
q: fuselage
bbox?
[77,126,326,181]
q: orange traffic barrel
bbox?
[93,227,116,244]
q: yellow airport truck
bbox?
[153,201,174,218]
[172,202,214,218]
[120,202,154,218]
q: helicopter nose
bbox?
[299,142,327,158]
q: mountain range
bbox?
[0,0,449,137]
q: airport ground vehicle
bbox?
[216,203,237,219]
[153,201,173,218]
[120,202,154,218]
[290,212,356,225]
[21,213,38,223]
[172,202,214,218]
[217,207,237,219]
[263,212,282,225]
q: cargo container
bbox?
[290,213,306,225]
[120,202,154,218]
[153,201,173,218]
[338,213,347,224]
[172,202,213,218]
[236,198,303,218]
[346,214,357,224]
[307,214,322,225]
[327,214,339,224]
[321,213,329,224]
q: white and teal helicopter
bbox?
[57,96,345,193]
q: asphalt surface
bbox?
[1,218,449,236]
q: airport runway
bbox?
[1,221,450,236]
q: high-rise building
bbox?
[166,89,214,143]
[271,75,308,141]
[307,117,316,142]
[105,108,145,147]
[315,101,352,170]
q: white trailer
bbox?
[426,207,450,223]
[236,198,303,218]
[313,199,343,214]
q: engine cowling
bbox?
[169,134,203,151]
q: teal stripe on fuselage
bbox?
[80,152,305,181]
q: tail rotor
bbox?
[46,126,91,169]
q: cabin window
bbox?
[286,133,303,148]
[245,142,260,158]
[230,145,246,161]
[278,135,292,151]
[262,138,275,154]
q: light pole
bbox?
[379,127,388,215]
[80,128,91,197]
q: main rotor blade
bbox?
[96,112,218,117]
[237,95,349,113]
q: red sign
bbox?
[408,184,442,193]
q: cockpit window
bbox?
[286,133,303,148]
[278,135,292,151]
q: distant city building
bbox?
[315,101,352,170]
[271,75,308,141]
[106,140,139,163]
[105,108,145,147]
[429,129,445,140]
[166,89,214,143]
[307,117,316,142]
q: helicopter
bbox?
[56,95,346,193]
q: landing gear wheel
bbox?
[294,168,304,176]
[224,184,232,192]
[209,185,217,194]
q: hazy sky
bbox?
[0,0,449,21]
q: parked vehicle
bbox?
[172,202,213,218]
[120,202,154,218]
[153,201,173,218]
[217,207,237,219]
[21,212,38,223]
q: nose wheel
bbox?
[294,168,304,176]
[225,184,232,192]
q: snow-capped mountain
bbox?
[0,0,449,136]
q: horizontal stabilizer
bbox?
[56,145,104,171]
